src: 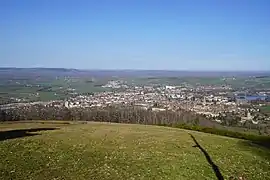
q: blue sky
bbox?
[0,0,269,71]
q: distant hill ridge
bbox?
[0,67,269,78]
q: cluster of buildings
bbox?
[102,80,128,89]
[1,80,270,125]
[61,81,270,123]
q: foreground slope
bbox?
[0,122,269,180]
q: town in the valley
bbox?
[2,77,270,126]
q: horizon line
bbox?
[0,67,270,72]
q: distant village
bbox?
[1,79,270,125]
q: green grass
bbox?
[261,105,270,112]
[0,122,270,180]
[260,105,270,116]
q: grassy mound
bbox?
[0,122,270,180]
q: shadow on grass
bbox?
[0,128,59,141]
[189,133,224,180]
[250,137,270,150]
[237,138,270,160]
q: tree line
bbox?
[1,104,268,135]
[0,105,216,126]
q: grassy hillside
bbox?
[0,122,270,180]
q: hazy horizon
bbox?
[1,66,270,73]
[1,0,270,71]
